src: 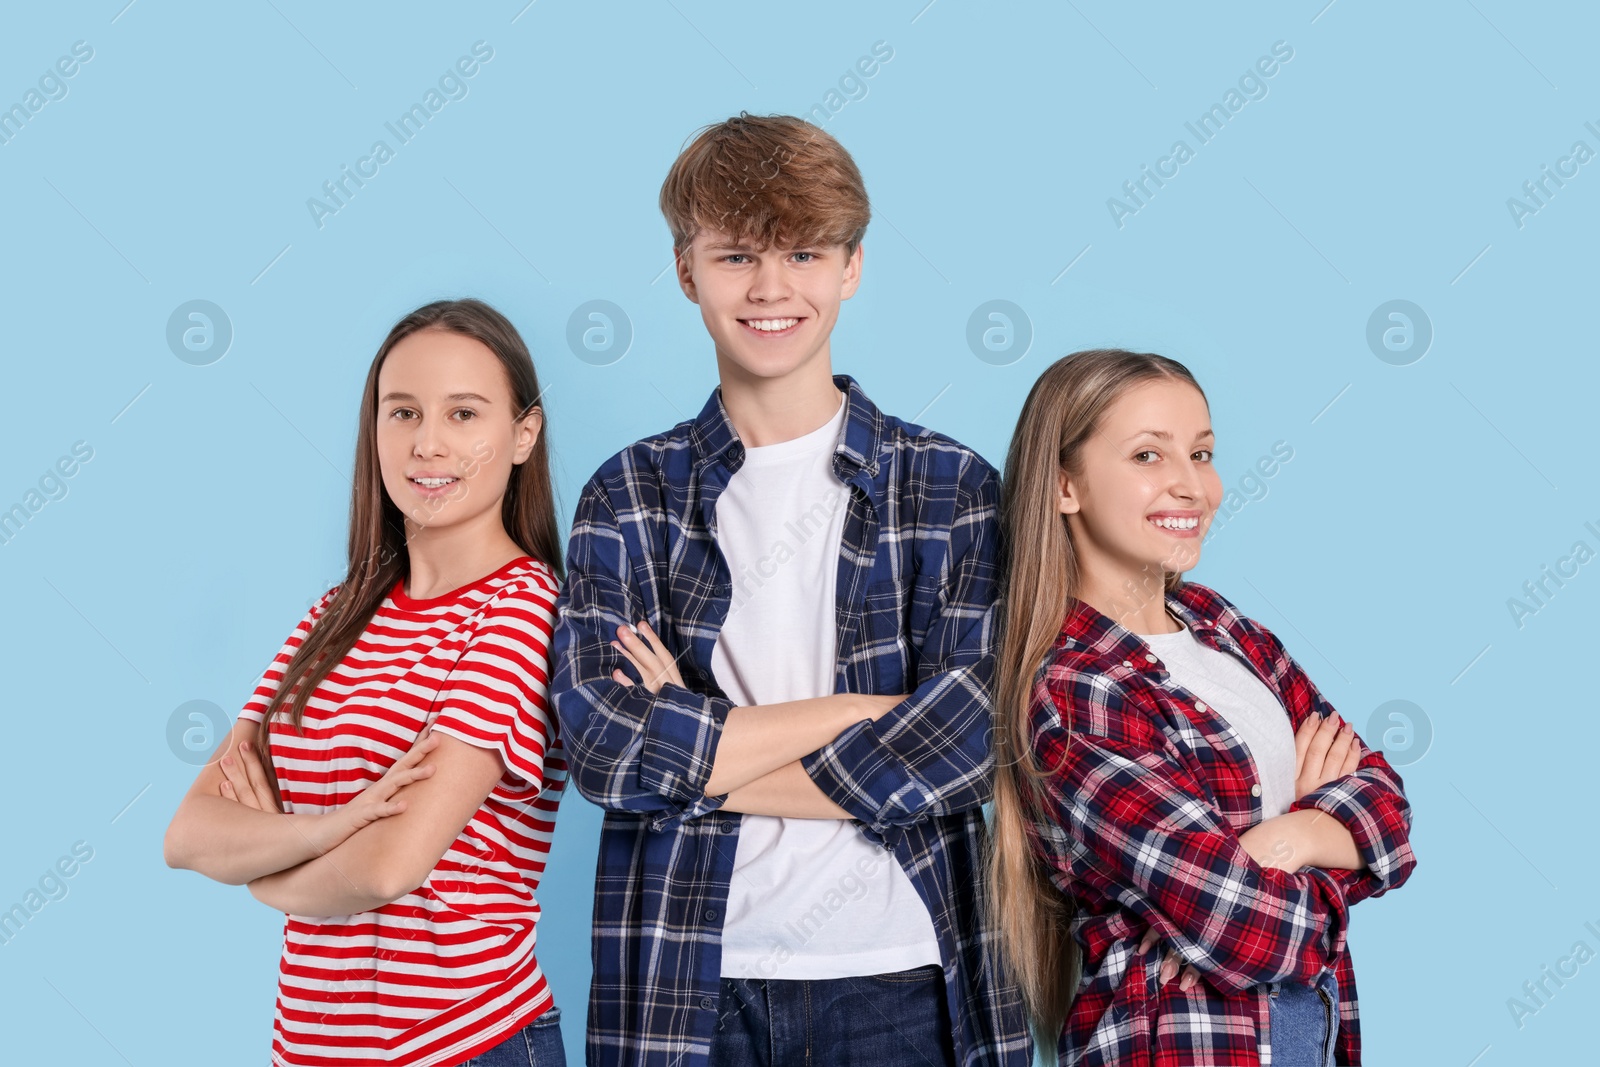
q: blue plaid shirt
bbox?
[550,373,1030,1067]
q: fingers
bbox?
[219,752,261,811]
[396,731,441,767]
[1324,721,1356,777]
[238,741,279,811]
[1293,714,1317,774]
[615,619,685,691]
[1302,712,1341,779]
[1138,929,1158,955]
[1341,732,1363,776]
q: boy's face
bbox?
[675,228,862,383]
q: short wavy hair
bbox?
[659,112,871,256]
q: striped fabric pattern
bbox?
[1027,580,1416,1066]
[236,556,567,1067]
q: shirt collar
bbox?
[688,371,884,482]
[1053,582,1232,678]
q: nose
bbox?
[412,413,448,459]
[747,256,792,303]
[1169,455,1204,503]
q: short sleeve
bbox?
[237,585,341,725]
[426,579,560,792]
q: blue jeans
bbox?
[1267,967,1339,1066]
[707,964,956,1067]
[459,1005,566,1067]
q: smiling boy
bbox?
[550,114,1029,1067]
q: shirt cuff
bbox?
[637,681,735,804]
[1288,774,1403,886]
[801,714,929,836]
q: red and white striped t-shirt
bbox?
[236,555,567,1067]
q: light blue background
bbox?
[1,1,1595,1064]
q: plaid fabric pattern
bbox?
[549,373,1031,1067]
[1026,581,1417,1065]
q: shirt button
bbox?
[1195,701,1208,712]
[704,908,719,921]
[1122,660,1133,668]
[718,820,734,834]
[1144,654,1157,663]
[700,996,717,1011]
[1250,784,1262,798]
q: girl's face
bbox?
[1058,377,1223,589]
[375,328,541,535]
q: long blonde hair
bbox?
[988,348,1206,1040]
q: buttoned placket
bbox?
[1123,603,1271,827]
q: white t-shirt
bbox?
[711,388,942,980]
[1136,618,1298,820]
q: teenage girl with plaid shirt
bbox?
[988,349,1416,1065]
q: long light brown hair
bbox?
[255,299,563,800]
[989,348,1207,1041]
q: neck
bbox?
[716,347,843,447]
[1074,564,1178,635]
[402,504,524,600]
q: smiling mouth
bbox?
[409,476,459,490]
[739,317,802,335]
[1148,515,1201,533]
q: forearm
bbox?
[705,694,875,797]
[248,850,391,917]
[721,759,853,818]
[164,797,344,885]
[1241,809,1364,872]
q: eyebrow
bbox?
[1121,428,1214,443]
[379,392,495,405]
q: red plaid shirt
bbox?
[1025,580,1416,1065]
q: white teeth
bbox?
[412,477,458,487]
[745,318,799,332]
[1150,516,1198,530]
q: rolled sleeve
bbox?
[801,460,1000,835]
[550,478,734,817]
[1289,756,1417,905]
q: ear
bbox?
[512,406,543,465]
[1057,467,1081,516]
[675,245,700,304]
[839,242,864,301]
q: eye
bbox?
[391,407,417,420]
[1133,449,1159,464]
[452,409,478,421]
[723,254,749,265]
[791,251,816,263]
[1193,448,1213,463]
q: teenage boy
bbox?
[550,114,1029,1067]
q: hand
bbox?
[612,619,686,695]
[333,729,441,836]
[219,740,282,813]
[1138,928,1202,993]
[1292,711,1360,801]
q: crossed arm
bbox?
[1037,678,1415,996]
[163,720,505,916]
[548,466,1001,832]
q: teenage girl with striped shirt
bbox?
[164,299,570,1066]
[987,349,1416,1065]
